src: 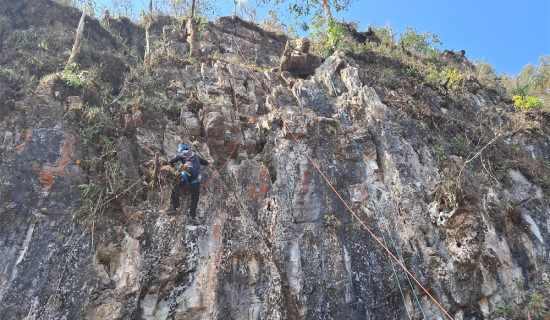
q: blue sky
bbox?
[118,0,549,75]
[338,0,550,75]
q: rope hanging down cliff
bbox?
[329,74,427,320]
[231,36,455,320]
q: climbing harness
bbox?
[329,74,427,320]
[232,36,455,320]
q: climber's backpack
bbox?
[179,153,200,184]
[186,167,200,184]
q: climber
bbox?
[169,144,209,225]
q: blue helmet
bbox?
[178,145,189,153]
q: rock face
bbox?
[1,1,550,319]
[280,37,323,78]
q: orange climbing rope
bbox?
[201,38,242,187]
[232,36,455,320]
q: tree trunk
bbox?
[188,0,198,57]
[145,26,150,63]
[67,8,86,68]
[321,0,333,21]
[144,0,153,64]
[188,18,198,57]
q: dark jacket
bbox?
[169,150,209,170]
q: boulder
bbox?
[279,37,322,78]
[202,111,224,138]
[184,117,201,137]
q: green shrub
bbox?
[326,19,348,50]
[474,59,497,85]
[0,65,16,78]
[62,62,90,87]
[406,67,420,79]
[425,63,440,85]
[451,137,468,154]
[378,68,395,87]
[80,123,102,146]
[373,26,395,47]
[8,27,40,50]
[442,68,462,88]
[488,304,519,318]
[432,146,447,164]
[527,290,544,313]
[513,95,543,110]
[79,182,104,212]
[103,159,127,195]
[352,41,370,59]
[509,84,529,97]
[101,135,117,153]
[398,27,441,57]
[84,105,111,124]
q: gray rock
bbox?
[1,4,549,320]
[293,79,337,117]
[202,111,224,138]
[280,37,322,78]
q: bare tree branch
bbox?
[67,9,86,68]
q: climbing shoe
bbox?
[166,208,180,215]
[188,217,200,226]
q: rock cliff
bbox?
[1,0,549,319]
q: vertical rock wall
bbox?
[0,2,549,319]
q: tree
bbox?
[278,0,351,21]
[237,0,262,23]
[397,27,441,56]
[320,0,333,21]
[260,8,296,36]
[267,0,353,30]
[262,0,352,53]
[503,56,550,111]
[165,0,216,18]
[66,0,93,68]
[188,0,198,57]
[170,0,218,58]
[105,0,134,18]
[144,0,153,64]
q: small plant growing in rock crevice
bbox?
[325,124,335,135]
[79,182,105,213]
[451,137,468,155]
[77,101,138,216]
[62,62,91,87]
[441,68,462,89]
[323,214,342,229]
[96,247,120,275]
[431,146,447,164]
[527,290,544,313]
[489,277,550,319]
[377,68,396,87]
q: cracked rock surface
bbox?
[1,1,549,319]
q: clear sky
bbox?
[116,0,550,75]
